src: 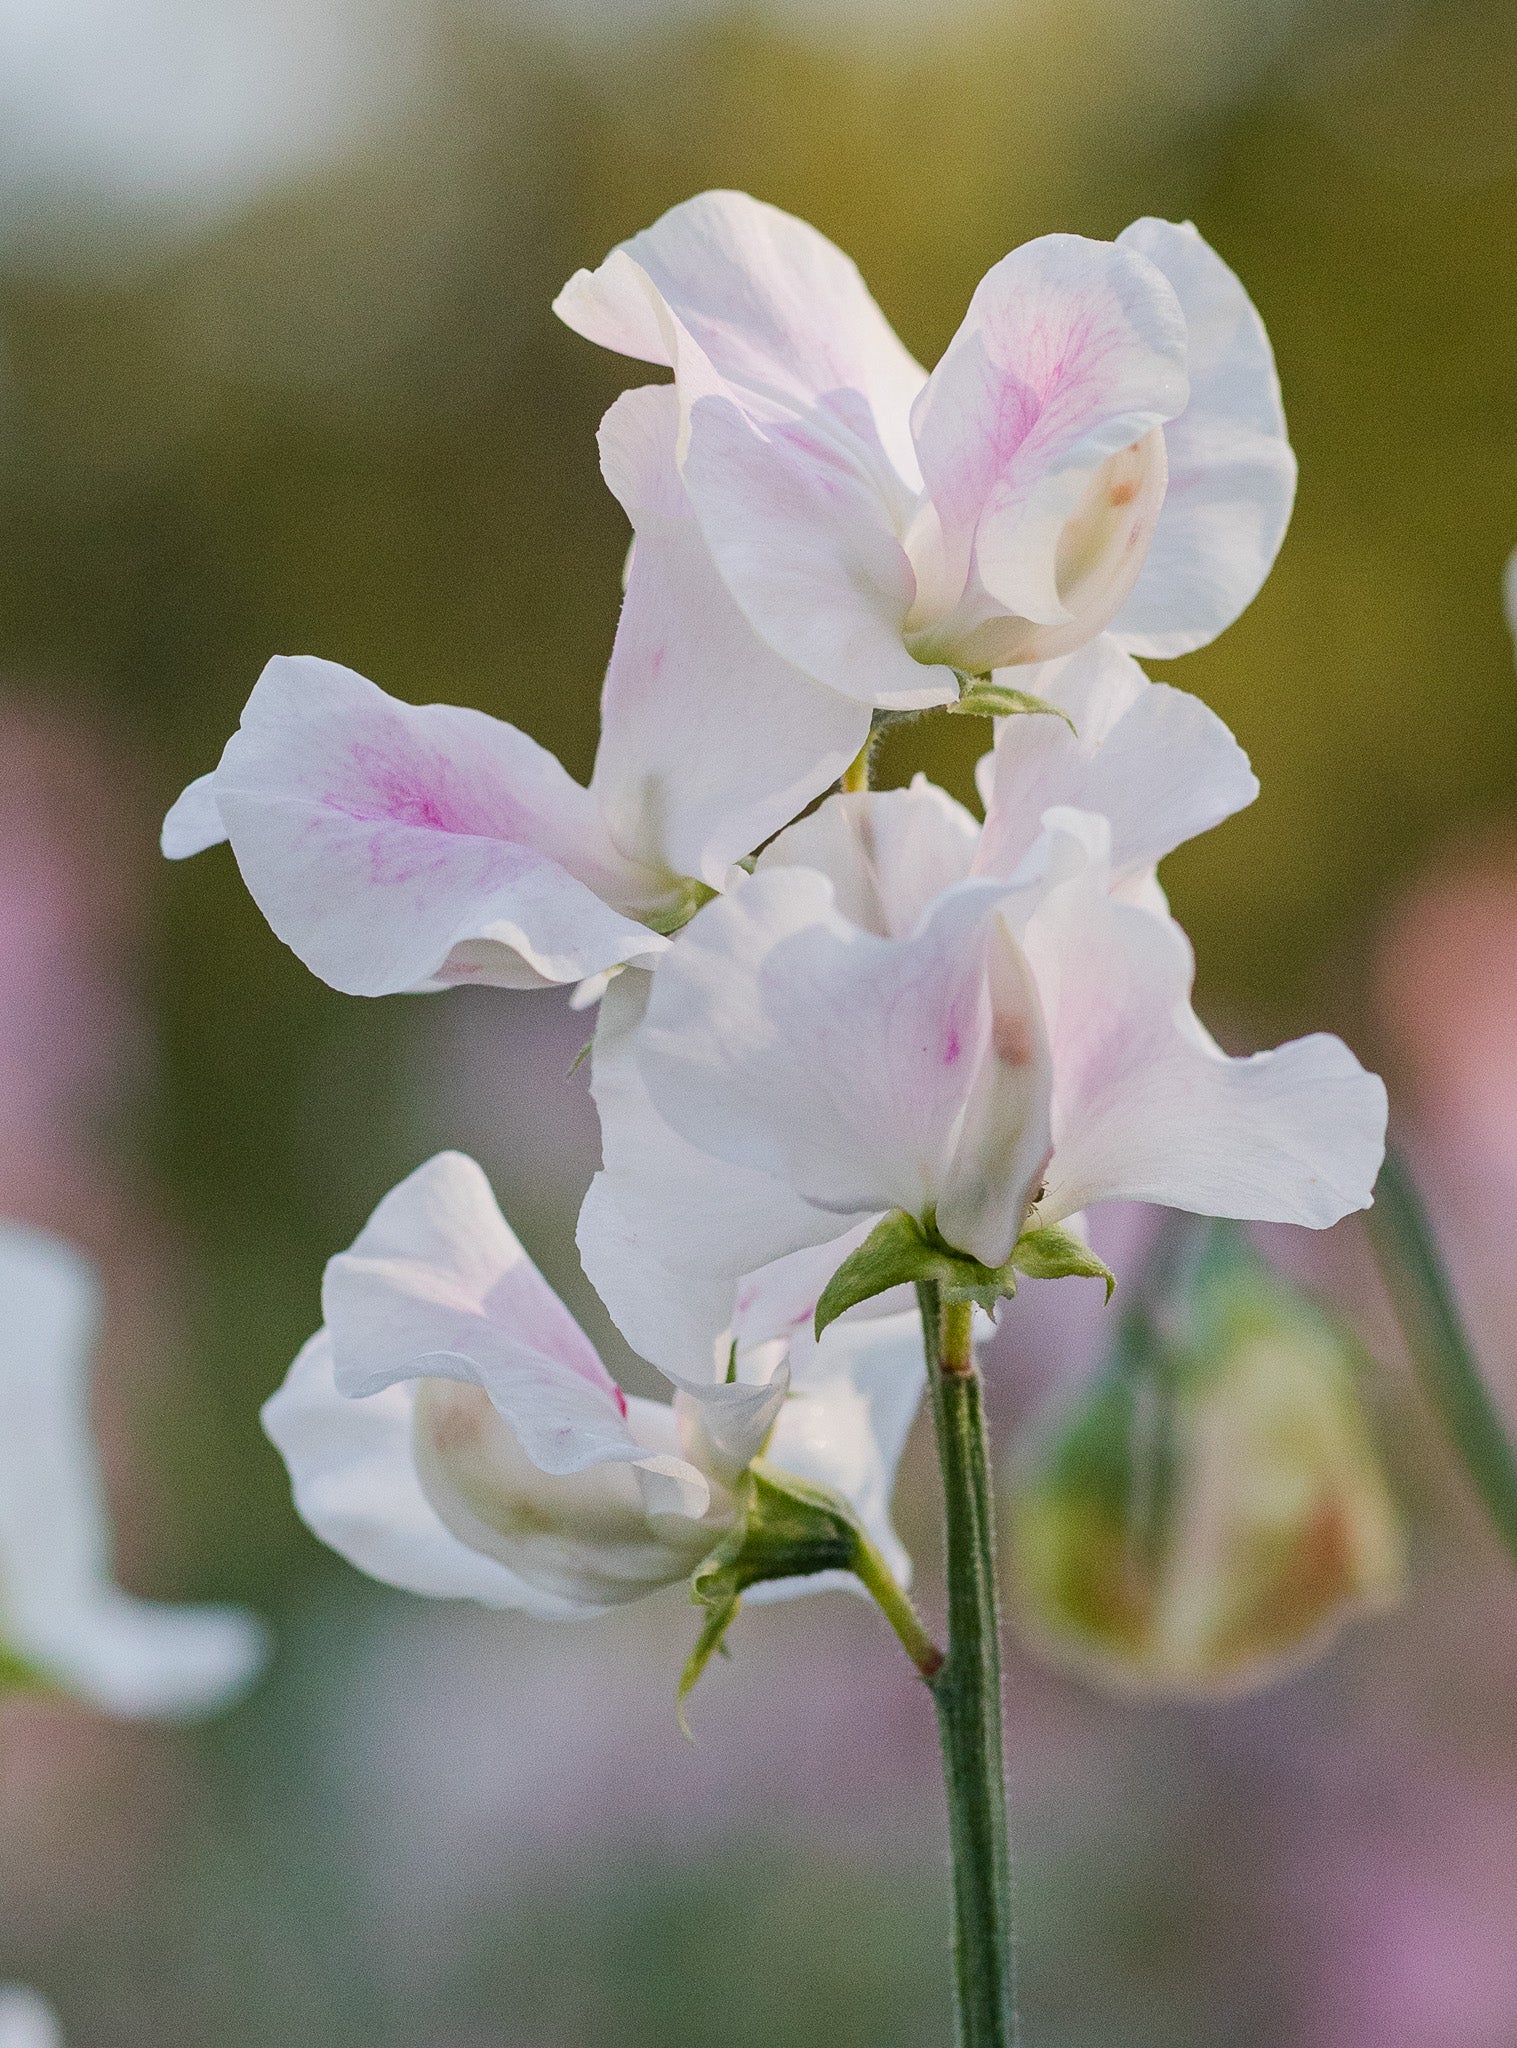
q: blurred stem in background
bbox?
[919,1282,1017,2048]
[1368,1149,1517,1568]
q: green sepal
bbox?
[813,1210,1020,1338]
[678,1459,863,1734]
[643,877,719,937]
[949,678,1076,729]
[1011,1222,1116,1300]
[677,1592,744,1735]
[815,1210,1118,1342]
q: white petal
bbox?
[729,1218,902,1375]
[178,655,664,995]
[907,234,1187,668]
[1109,218,1297,658]
[0,1987,63,2048]
[935,911,1054,1266]
[263,1333,702,1614]
[678,384,957,710]
[672,1365,792,1491]
[262,1331,577,1611]
[0,1225,266,1718]
[577,969,836,1383]
[1023,812,1387,1226]
[554,189,927,481]
[757,1309,928,1599]
[409,1377,713,1606]
[160,770,226,857]
[975,637,1257,883]
[756,778,979,938]
[322,1153,692,1494]
[558,194,955,710]
[638,870,1051,1262]
[591,385,869,884]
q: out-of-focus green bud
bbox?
[1007,1215,1405,1696]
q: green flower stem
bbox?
[919,1281,1017,2048]
[1367,1148,1517,1567]
[853,1533,945,1681]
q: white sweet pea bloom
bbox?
[0,1225,267,1718]
[263,1153,925,1614]
[555,190,1295,709]
[0,1988,62,2048]
[162,385,868,997]
[578,645,1259,1375]
[631,806,1386,1282]
[579,965,921,1385]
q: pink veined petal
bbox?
[169,654,664,995]
[678,382,957,710]
[591,385,869,885]
[577,969,838,1384]
[936,912,1054,1266]
[974,637,1257,883]
[322,1152,680,1492]
[756,779,980,939]
[1022,811,1388,1227]
[554,189,928,482]
[637,869,1050,1259]
[1109,218,1297,659]
[907,234,1188,669]
[556,193,955,709]
[262,1332,589,1613]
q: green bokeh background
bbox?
[2,2,1515,2041]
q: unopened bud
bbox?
[1007,1216,1405,1696]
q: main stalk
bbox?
[918,1281,1016,2047]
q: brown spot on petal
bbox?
[420,1383,488,1456]
[994,1012,1035,1068]
[1109,480,1138,507]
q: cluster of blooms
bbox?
[164,193,1387,1653]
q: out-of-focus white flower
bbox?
[0,1986,62,2048]
[162,388,867,999]
[556,191,1295,708]
[263,1153,925,1615]
[0,1224,267,1718]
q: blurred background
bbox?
[2,0,1517,2040]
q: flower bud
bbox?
[1007,1216,1405,1695]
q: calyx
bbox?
[814,1210,1114,1340]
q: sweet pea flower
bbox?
[162,384,868,998]
[263,1152,926,1615]
[0,1223,267,1717]
[579,963,924,1386]
[578,646,1260,1376]
[555,191,1295,710]
[631,806,1386,1289]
